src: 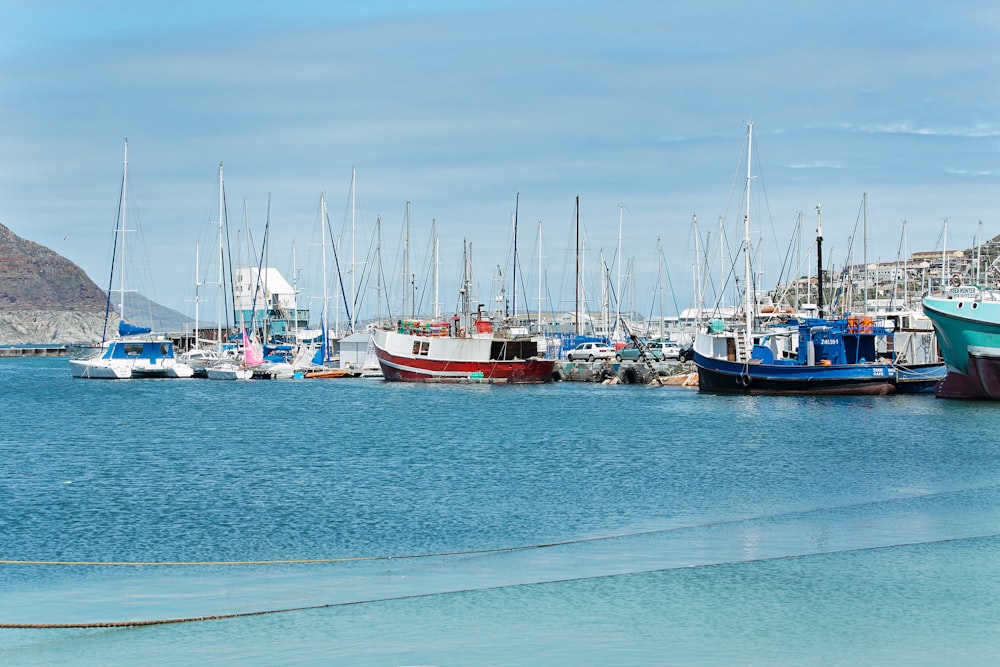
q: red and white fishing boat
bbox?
[372,236,554,383]
[372,316,555,383]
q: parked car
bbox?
[566,341,616,362]
[615,340,682,362]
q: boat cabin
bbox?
[752,317,890,367]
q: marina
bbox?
[5,2,1000,664]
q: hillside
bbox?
[0,223,106,313]
[0,223,191,344]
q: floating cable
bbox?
[1,533,996,630]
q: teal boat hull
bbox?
[922,290,1000,399]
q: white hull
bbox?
[252,362,296,379]
[69,357,194,379]
[205,363,253,380]
[371,328,554,383]
[69,339,195,379]
[69,358,132,379]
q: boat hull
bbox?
[205,363,253,380]
[250,362,296,380]
[69,361,194,379]
[893,363,948,394]
[69,343,194,379]
[923,292,1000,399]
[69,358,132,379]
[372,329,555,383]
[932,351,1000,400]
[304,368,353,379]
[694,351,895,395]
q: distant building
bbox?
[233,267,309,337]
[911,249,964,263]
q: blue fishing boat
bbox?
[693,122,940,395]
[694,316,898,395]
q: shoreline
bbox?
[0,346,67,357]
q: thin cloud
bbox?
[2,0,1000,316]
[787,161,844,170]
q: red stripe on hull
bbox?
[375,347,555,383]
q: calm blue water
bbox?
[1,357,999,665]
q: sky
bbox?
[2,0,1000,324]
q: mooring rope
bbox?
[1,533,996,630]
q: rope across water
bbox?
[1,533,996,629]
[4,488,998,629]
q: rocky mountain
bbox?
[0,223,191,345]
[0,223,106,313]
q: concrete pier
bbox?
[0,346,67,357]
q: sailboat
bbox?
[69,141,194,379]
[692,123,898,395]
[205,321,260,380]
[180,161,234,376]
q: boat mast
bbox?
[217,161,224,352]
[616,205,624,338]
[404,201,411,321]
[460,238,473,324]
[942,219,948,291]
[537,220,543,333]
[432,219,440,320]
[718,215,725,312]
[692,214,702,329]
[512,192,519,322]
[263,194,272,343]
[574,195,580,336]
[816,204,825,318]
[291,240,299,336]
[657,238,665,338]
[742,122,754,348]
[194,241,201,347]
[117,139,129,326]
[375,215,383,324]
[600,248,608,335]
[977,220,983,286]
[902,221,908,306]
[350,166,357,333]
[863,192,869,313]
[795,211,802,309]
[241,198,251,332]
[321,193,330,364]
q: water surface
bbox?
[1,358,998,665]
